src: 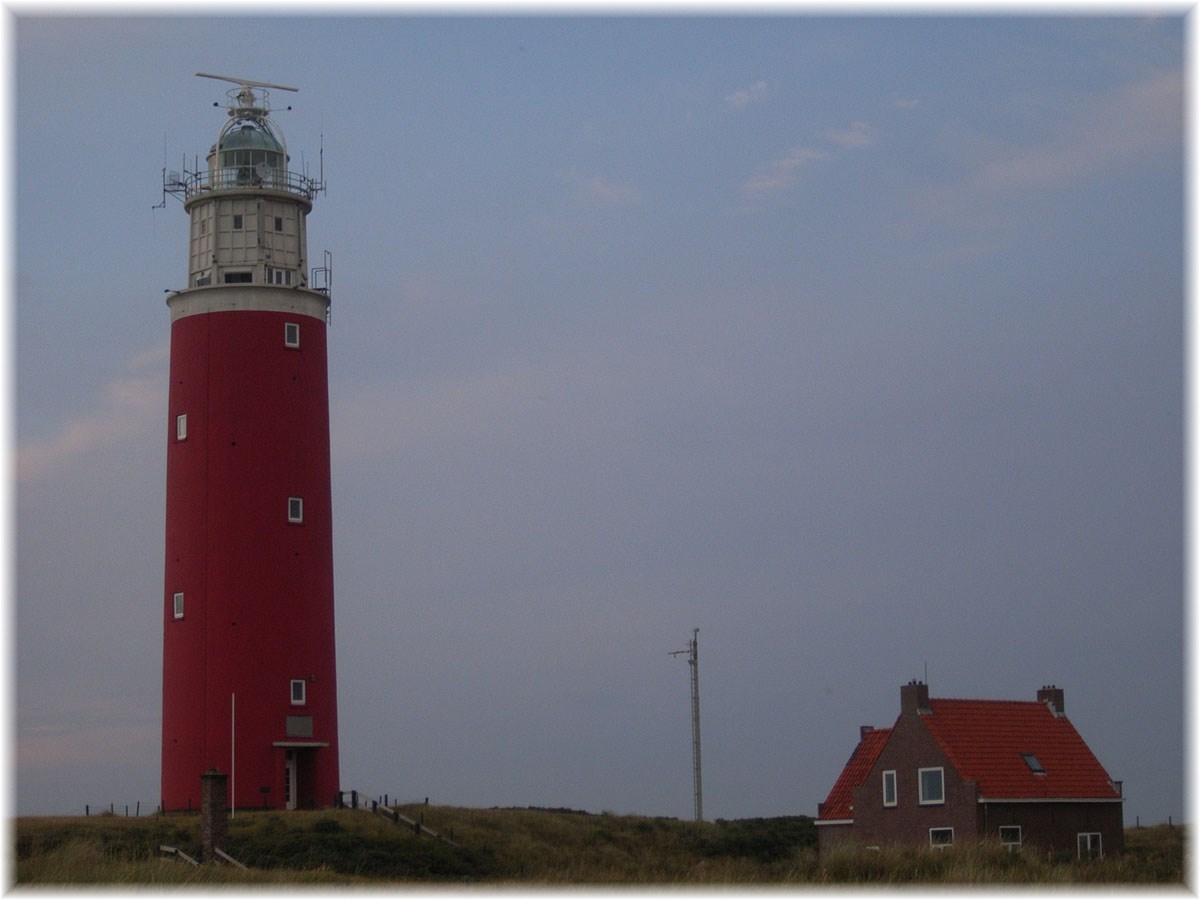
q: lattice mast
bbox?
[670,628,703,822]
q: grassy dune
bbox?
[13,806,1185,885]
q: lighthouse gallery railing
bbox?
[182,166,320,201]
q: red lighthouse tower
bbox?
[161,73,338,811]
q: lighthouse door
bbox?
[284,751,297,810]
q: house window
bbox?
[172,592,184,619]
[1078,832,1103,859]
[918,767,945,805]
[1021,753,1045,774]
[882,770,897,807]
[288,496,304,523]
[290,679,307,705]
[999,825,1022,850]
[929,827,954,849]
[175,413,187,441]
[284,321,300,348]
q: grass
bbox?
[813,826,1186,885]
[12,806,1186,885]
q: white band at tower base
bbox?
[167,284,330,323]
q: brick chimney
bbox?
[901,680,930,716]
[860,725,875,740]
[200,769,228,862]
[1038,684,1065,716]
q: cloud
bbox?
[739,146,830,201]
[737,118,875,204]
[18,721,159,772]
[726,80,768,110]
[893,69,1183,245]
[979,69,1181,190]
[333,367,547,463]
[17,343,167,483]
[892,98,920,110]
[824,121,875,149]
[559,170,641,208]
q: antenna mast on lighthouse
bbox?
[670,628,703,822]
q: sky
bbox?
[10,13,1184,827]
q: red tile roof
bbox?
[921,698,1119,800]
[817,728,891,820]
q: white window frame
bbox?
[882,769,897,807]
[1077,832,1103,859]
[929,827,954,849]
[288,496,304,523]
[284,321,300,348]
[175,413,188,441]
[290,679,307,705]
[172,592,184,620]
[999,825,1022,850]
[918,767,945,805]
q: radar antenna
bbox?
[195,72,299,93]
[196,72,298,120]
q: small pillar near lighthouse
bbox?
[200,769,228,862]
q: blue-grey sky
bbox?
[12,13,1183,826]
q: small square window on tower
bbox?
[172,592,184,619]
[288,496,304,523]
[175,413,187,441]
[290,679,307,705]
[284,322,300,348]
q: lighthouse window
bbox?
[288,497,304,523]
[233,214,243,230]
[175,413,188,441]
[224,271,252,284]
[275,217,283,232]
[290,679,307,705]
[284,322,300,347]
[172,592,184,619]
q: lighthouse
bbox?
[160,73,339,811]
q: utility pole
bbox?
[670,628,703,822]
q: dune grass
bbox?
[12,806,1185,885]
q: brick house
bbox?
[815,682,1124,857]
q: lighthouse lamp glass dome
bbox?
[215,118,288,188]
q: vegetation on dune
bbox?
[12,807,1185,885]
